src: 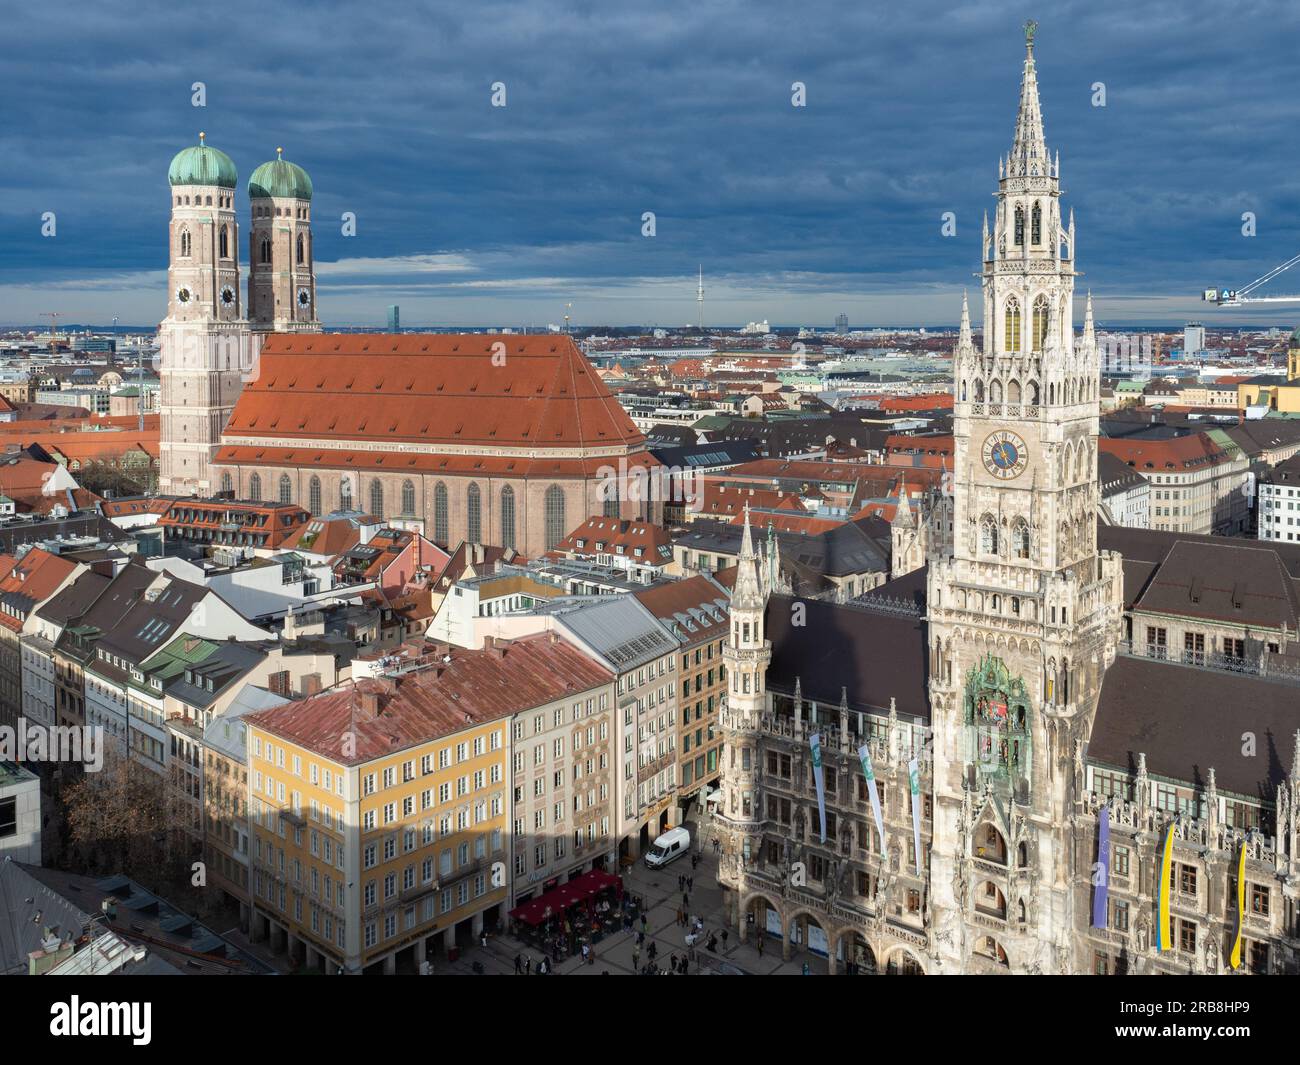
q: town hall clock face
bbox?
[982,430,1029,480]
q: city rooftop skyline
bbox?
[5,0,1300,328]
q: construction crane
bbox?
[1202,252,1300,306]
[39,312,61,355]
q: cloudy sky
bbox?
[4,0,1300,329]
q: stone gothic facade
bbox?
[714,30,1300,976]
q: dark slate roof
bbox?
[765,593,929,722]
[649,439,760,470]
[34,568,110,625]
[1097,450,1147,497]
[1098,523,1300,619]
[1091,655,1299,800]
[1225,419,1300,457]
[0,513,125,555]
[855,564,929,612]
[1130,539,1300,630]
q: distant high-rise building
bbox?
[835,313,849,332]
[388,305,400,332]
[1184,322,1205,354]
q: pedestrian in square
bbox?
[757,934,764,957]
[687,876,693,892]
[513,953,522,975]
[721,928,729,950]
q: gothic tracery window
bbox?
[279,474,292,504]
[249,473,262,501]
[544,484,566,552]
[179,229,191,257]
[260,237,271,265]
[433,482,448,542]
[1032,295,1049,352]
[1013,518,1030,560]
[980,515,999,555]
[501,486,516,550]
[370,479,384,517]
[1004,298,1021,352]
[1031,202,1042,245]
[466,482,482,543]
[1014,205,1025,246]
[309,476,322,516]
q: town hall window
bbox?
[1004,298,1021,352]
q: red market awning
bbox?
[509,869,624,927]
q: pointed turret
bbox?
[1009,21,1048,178]
[1083,291,1096,351]
[732,504,765,610]
[892,472,915,528]
[1291,728,1300,785]
[958,290,974,354]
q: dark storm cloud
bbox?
[3,0,1300,325]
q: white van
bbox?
[644,827,691,868]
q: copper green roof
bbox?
[248,150,313,200]
[168,136,237,189]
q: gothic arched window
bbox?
[220,471,233,496]
[1032,295,1049,352]
[1014,206,1025,246]
[179,229,191,257]
[1004,298,1021,352]
[1028,380,1040,405]
[1013,518,1030,560]
[260,237,271,265]
[980,515,999,555]
[339,477,353,512]
[279,474,292,504]
[219,225,229,259]
[501,486,516,550]
[1031,202,1042,245]
[249,473,262,501]
[1008,380,1021,404]
[370,479,384,518]
[308,476,322,516]
[433,482,448,543]
[545,485,566,552]
[990,379,1003,404]
[403,479,418,517]
[974,378,985,402]
[296,233,305,265]
[466,482,482,543]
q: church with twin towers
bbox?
[158,137,320,496]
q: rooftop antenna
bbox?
[564,303,573,334]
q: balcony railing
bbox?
[1119,639,1300,687]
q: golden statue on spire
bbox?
[1024,19,1038,47]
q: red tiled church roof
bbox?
[224,334,646,451]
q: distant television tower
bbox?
[696,265,704,332]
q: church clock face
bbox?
[297,287,311,309]
[982,429,1028,480]
[220,285,235,307]
[175,286,192,305]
